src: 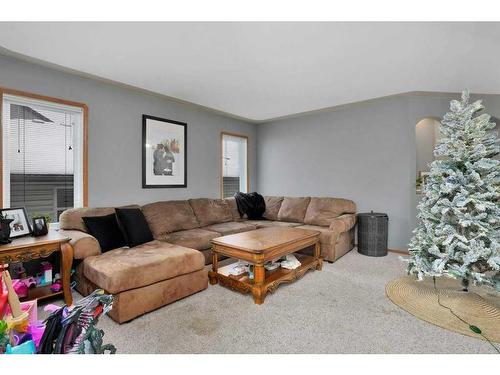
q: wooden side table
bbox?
[0,231,74,306]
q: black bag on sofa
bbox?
[234,192,266,220]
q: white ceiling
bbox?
[0,22,499,122]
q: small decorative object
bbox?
[0,212,14,244]
[31,216,48,237]
[142,115,187,188]
[0,207,31,239]
[407,90,500,291]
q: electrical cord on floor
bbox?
[433,276,499,354]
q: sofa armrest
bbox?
[328,213,357,234]
[58,229,101,260]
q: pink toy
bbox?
[29,322,45,348]
[20,276,37,289]
[12,279,29,298]
[50,279,62,292]
[43,303,62,314]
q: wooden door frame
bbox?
[220,131,249,199]
[0,86,89,207]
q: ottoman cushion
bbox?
[82,240,205,294]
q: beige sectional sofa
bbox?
[59,196,356,323]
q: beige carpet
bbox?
[386,276,500,343]
[38,251,500,353]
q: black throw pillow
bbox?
[82,214,127,252]
[115,208,153,247]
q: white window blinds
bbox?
[2,94,84,222]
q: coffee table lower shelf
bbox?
[209,254,322,304]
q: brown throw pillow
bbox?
[277,197,311,223]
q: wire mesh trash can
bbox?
[357,211,388,257]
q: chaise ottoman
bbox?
[74,240,208,323]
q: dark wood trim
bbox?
[0,86,89,207]
[220,131,249,198]
[142,114,187,188]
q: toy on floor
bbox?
[50,271,76,293]
[40,262,53,287]
[2,270,30,329]
[12,276,37,299]
[0,269,46,354]
[39,289,116,354]
[5,339,36,354]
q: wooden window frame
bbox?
[220,131,249,199]
[0,86,89,207]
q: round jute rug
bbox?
[385,276,500,343]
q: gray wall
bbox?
[257,93,500,250]
[3,52,499,250]
[0,54,257,206]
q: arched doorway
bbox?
[415,117,441,195]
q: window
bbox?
[1,91,87,223]
[221,132,248,198]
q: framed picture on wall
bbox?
[142,115,187,188]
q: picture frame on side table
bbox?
[142,115,187,188]
[0,207,32,239]
[32,216,49,237]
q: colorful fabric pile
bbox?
[1,267,115,354]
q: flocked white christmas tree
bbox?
[408,90,500,291]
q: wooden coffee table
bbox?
[208,227,322,304]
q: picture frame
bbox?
[142,115,187,188]
[0,207,32,238]
[32,216,48,237]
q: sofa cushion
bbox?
[82,240,205,294]
[329,213,357,234]
[142,200,199,238]
[115,208,154,247]
[277,197,311,223]
[58,229,101,259]
[59,205,140,233]
[296,225,336,245]
[189,198,233,227]
[247,220,302,228]
[60,207,115,233]
[203,221,257,235]
[163,228,220,250]
[82,213,127,252]
[304,197,357,226]
[224,197,244,221]
[263,196,284,221]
